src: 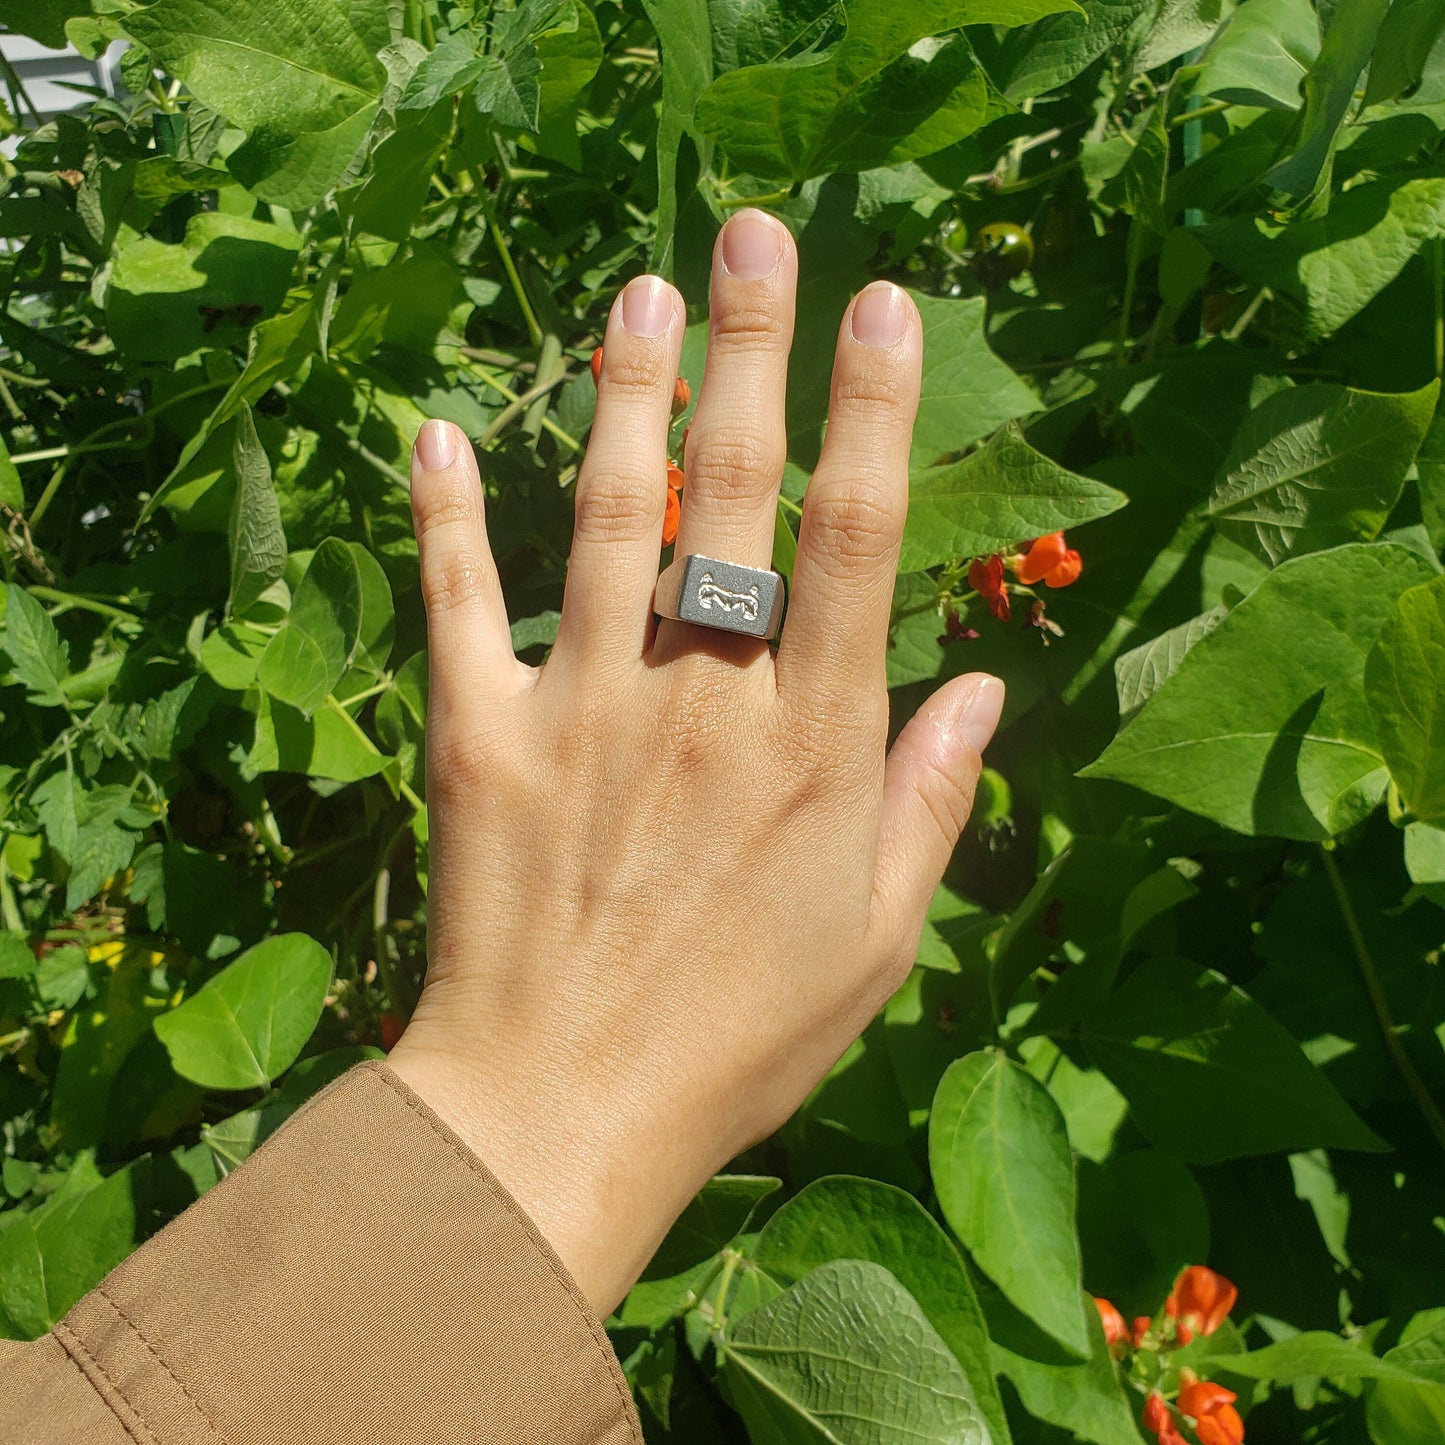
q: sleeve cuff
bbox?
[56,1061,642,1445]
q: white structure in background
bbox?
[0,31,121,140]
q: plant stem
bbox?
[472,167,544,348]
[8,447,69,466]
[1167,98,1231,129]
[28,586,140,623]
[1433,238,1444,380]
[1321,846,1445,1156]
[464,361,584,453]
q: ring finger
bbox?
[654,210,797,649]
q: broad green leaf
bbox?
[1367,1309,1445,1443]
[0,434,21,511]
[930,1051,1090,1358]
[125,0,388,207]
[228,406,287,619]
[1366,575,1445,825]
[1207,381,1438,565]
[1114,607,1226,725]
[0,932,37,980]
[1,585,70,708]
[1135,0,1229,71]
[1216,1330,1425,1384]
[400,35,491,109]
[510,610,563,652]
[1364,0,1445,105]
[346,541,395,676]
[911,295,1038,469]
[723,1259,990,1445]
[534,1,604,168]
[0,1158,148,1340]
[202,623,270,691]
[901,424,1128,572]
[695,0,1076,183]
[351,107,452,241]
[751,1176,1011,1445]
[258,538,362,715]
[247,691,392,782]
[640,0,713,277]
[1081,956,1385,1163]
[1264,0,1390,209]
[1081,544,1439,840]
[52,941,172,1149]
[1405,821,1445,888]
[1197,175,1445,343]
[0,0,81,47]
[153,933,333,1090]
[107,211,300,362]
[993,0,1152,102]
[1193,0,1318,109]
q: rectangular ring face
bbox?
[674,554,784,639]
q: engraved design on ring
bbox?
[653,554,785,641]
[697,573,760,621]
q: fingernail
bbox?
[622,275,672,337]
[414,419,456,472]
[950,675,1005,757]
[850,282,907,348]
[721,210,782,280]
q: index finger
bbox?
[774,282,922,710]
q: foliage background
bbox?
[2,0,1445,1440]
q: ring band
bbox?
[653,553,785,641]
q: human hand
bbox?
[387,209,1004,1317]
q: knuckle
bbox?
[832,368,914,420]
[711,301,789,351]
[807,479,902,567]
[685,431,780,500]
[427,724,491,795]
[919,752,979,846]
[573,473,659,545]
[412,481,476,544]
[601,347,667,396]
[421,548,492,617]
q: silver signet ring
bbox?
[653,554,785,642]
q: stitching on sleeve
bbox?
[93,1287,230,1445]
[54,1320,158,1445]
[362,1062,644,1445]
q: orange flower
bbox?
[968,553,1011,622]
[1167,1266,1238,1340]
[590,346,604,385]
[667,462,685,492]
[1092,1296,1127,1350]
[673,376,691,415]
[1015,531,1083,588]
[1132,1315,1152,1348]
[1179,1382,1244,1445]
[663,486,680,545]
[1143,1392,1187,1445]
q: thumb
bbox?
[871,672,1004,944]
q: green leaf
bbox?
[640,0,713,277]
[1216,1330,1426,1384]
[1114,607,1226,725]
[1367,1309,1445,1443]
[1366,575,1445,825]
[1193,0,1319,110]
[1264,0,1390,209]
[247,691,393,782]
[124,0,388,207]
[993,0,1153,103]
[0,932,37,981]
[400,35,491,109]
[1197,175,1445,343]
[901,424,1128,572]
[0,434,22,512]
[1207,381,1438,565]
[911,294,1038,469]
[1,585,70,708]
[153,933,333,1090]
[228,406,288,619]
[930,1051,1091,1358]
[750,1176,1012,1445]
[1081,956,1385,1163]
[106,211,301,362]
[258,538,362,715]
[1364,0,1445,105]
[0,1158,149,1340]
[695,0,1076,183]
[0,0,83,48]
[534,1,604,168]
[1081,544,1440,840]
[722,1259,991,1445]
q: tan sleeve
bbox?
[2,1060,642,1445]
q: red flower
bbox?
[1015,531,1083,588]
[673,376,691,415]
[590,346,603,385]
[1179,1382,1244,1445]
[968,553,1011,622]
[1132,1315,1152,1348]
[663,486,680,546]
[1167,1266,1238,1340]
[1143,1392,1187,1445]
[1092,1296,1127,1350]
